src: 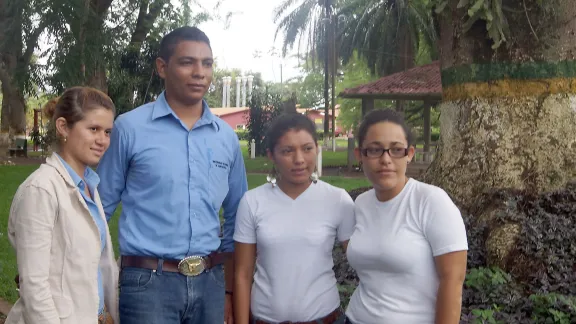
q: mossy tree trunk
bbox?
[426,0,576,209]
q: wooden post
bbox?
[361,98,374,118]
[347,137,355,172]
[423,101,432,162]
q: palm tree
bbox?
[273,0,338,141]
[337,0,438,77]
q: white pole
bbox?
[250,139,256,159]
[226,77,231,108]
[247,75,254,103]
[332,136,336,152]
[317,148,322,177]
[236,77,241,107]
[241,76,247,107]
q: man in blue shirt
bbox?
[97,26,248,324]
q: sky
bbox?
[35,0,303,84]
[196,0,303,83]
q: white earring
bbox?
[266,174,277,187]
[310,171,319,183]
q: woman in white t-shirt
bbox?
[233,113,356,324]
[345,109,468,324]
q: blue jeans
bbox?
[119,263,225,324]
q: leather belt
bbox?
[254,308,342,324]
[121,252,232,276]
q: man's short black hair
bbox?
[158,26,212,62]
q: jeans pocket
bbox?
[120,268,155,293]
[208,264,225,289]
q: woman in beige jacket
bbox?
[6,86,119,324]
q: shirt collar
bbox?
[151,91,220,132]
[54,153,100,190]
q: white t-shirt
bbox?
[233,180,356,322]
[345,179,468,324]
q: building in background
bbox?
[210,106,345,137]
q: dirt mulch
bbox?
[0,297,12,317]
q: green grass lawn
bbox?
[0,165,369,304]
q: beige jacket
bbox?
[5,153,119,324]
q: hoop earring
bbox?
[310,167,319,184]
[266,166,277,187]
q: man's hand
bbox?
[224,293,234,324]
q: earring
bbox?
[310,167,319,184]
[63,137,67,143]
[266,166,277,187]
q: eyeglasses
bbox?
[361,147,409,159]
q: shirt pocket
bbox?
[207,149,230,211]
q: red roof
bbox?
[339,61,442,100]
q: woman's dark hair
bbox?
[43,86,115,145]
[357,109,414,148]
[265,113,318,153]
[159,26,211,62]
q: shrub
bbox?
[235,130,249,141]
[459,183,576,322]
[245,87,282,157]
[466,183,576,295]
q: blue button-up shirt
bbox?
[56,154,105,315]
[96,92,248,259]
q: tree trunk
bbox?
[0,92,9,149]
[0,0,46,142]
[1,83,9,133]
[74,0,113,92]
[426,0,576,209]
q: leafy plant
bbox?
[245,86,283,157]
[434,0,510,49]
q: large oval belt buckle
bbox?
[178,256,206,276]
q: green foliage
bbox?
[245,86,283,157]
[334,51,377,132]
[272,0,325,60]
[433,0,510,49]
[338,0,438,76]
[28,127,51,154]
[235,130,249,141]
[285,59,325,108]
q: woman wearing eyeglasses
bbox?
[344,109,468,324]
